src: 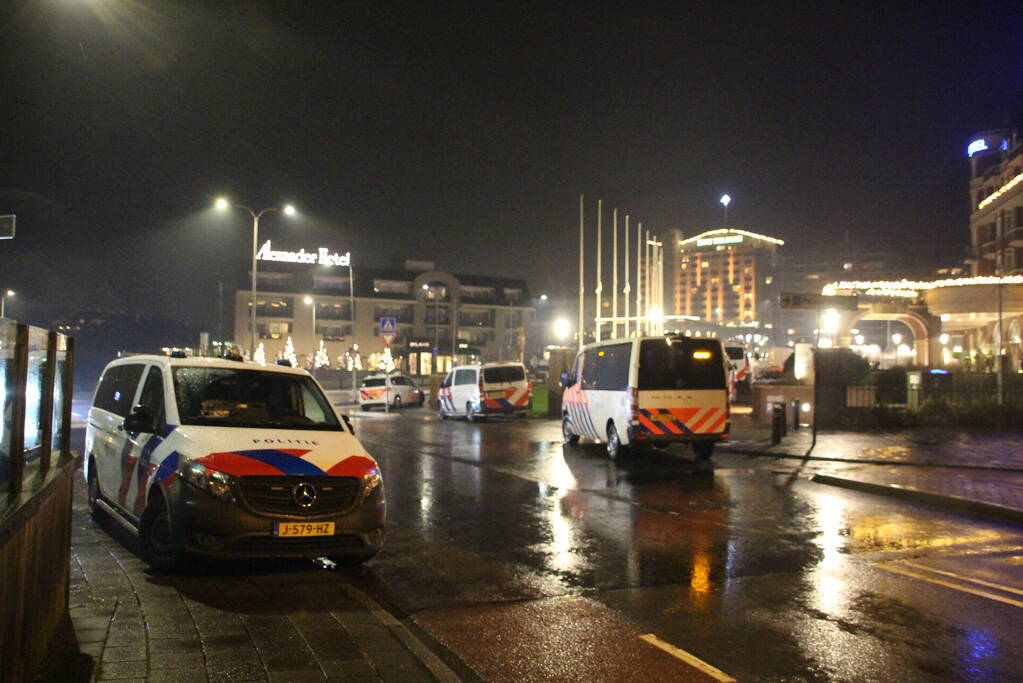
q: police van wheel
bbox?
[607,424,625,460]
[693,441,714,461]
[562,416,580,446]
[467,403,478,422]
[393,395,402,409]
[87,463,106,522]
[139,494,181,573]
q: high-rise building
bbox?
[966,129,1023,276]
[672,228,784,324]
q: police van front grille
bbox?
[237,476,362,516]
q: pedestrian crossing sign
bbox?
[379,317,397,335]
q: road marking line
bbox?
[898,560,1023,597]
[639,634,736,682]
[875,563,1023,610]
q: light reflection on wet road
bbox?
[349,411,1023,681]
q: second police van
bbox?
[437,361,531,421]
[561,335,730,460]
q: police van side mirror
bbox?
[341,414,355,435]
[123,405,155,434]
[560,372,576,388]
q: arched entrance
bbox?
[841,306,941,366]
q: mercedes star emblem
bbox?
[291,482,318,508]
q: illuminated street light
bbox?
[820,309,840,335]
[891,333,902,346]
[553,318,571,341]
[1,289,13,318]
[215,197,298,358]
[720,194,731,229]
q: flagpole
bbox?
[624,214,630,338]
[578,194,584,350]
[595,199,603,343]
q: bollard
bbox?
[792,398,801,431]
[771,402,785,445]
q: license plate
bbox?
[487,390,505,397]
[273,521,335,537]
[651,414,676,422]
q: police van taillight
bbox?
[629,387,639,424]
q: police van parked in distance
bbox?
[561,335,730,460]
[84,355,385,571]
[437,361,531,421]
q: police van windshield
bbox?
[638,339,726,390]
[725,346,745,361]
[173,367,342,430]
[362,378,386,387]
[483,366,525,383]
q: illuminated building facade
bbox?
[968,129,1023,276]
[232,258,535,376]
[673,229,784,325]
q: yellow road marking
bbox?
[875,563,1023,610]
[639,634,736,682]
[898,560,1023,598]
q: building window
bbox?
[258,322,292,339]
[315,323,352,340]
[313,275,350,293]
[503,288,522,303]
[466,330,494,345]
[459,310,495,327]
[256,272,294,290]
[1006,248,1018,273]
[373,279,412,295]
[504,311,523,328]
[461,286,495,300]
[316,301,352,320]
[253,297,293,317]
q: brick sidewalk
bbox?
[41,481,456,682]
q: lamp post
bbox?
[215,197,296,359]
[0,289,13,318]
[304,295,317,378]
[720,194,731,229]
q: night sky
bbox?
[2,1,1022,331]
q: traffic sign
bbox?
[379,317,397,335]
[381,333,396,346]
[780,292,858,311]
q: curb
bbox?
[718,444,1023,474]
[811,473,1023,527]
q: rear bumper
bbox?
[627,422,729,444]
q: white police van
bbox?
[85,355,385,571]
[357,374,424,410]
[436,361,531,421]
[561,335,730,460]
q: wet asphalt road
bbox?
[71,412,1023,681]
[346,410,1023,681]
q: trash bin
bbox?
[771,402,786,445]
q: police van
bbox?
[84,355,385,571]
[436,361,531,421]
[561,335,730,460]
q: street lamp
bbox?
[0,289,13,318]
[215,197,297,358]
[720,194,731,229]
[553,318,571,341]
[304,295,317,377]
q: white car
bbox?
[358,374,424,410]
[84,355,385,571]
[436,362,531,421]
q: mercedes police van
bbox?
[85,355,385,571]
[561,335,730,460]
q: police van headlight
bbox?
[180,461,236,503]
[362,468,382,496]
